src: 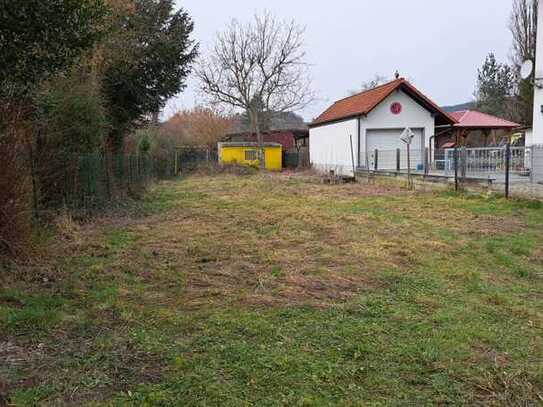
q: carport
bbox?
[435,110,520,149]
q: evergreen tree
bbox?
[0,0,107,97]
[101,0,198,151]
[475,53,515,119]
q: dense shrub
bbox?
[33,72,108,208]
[0,112,33,258]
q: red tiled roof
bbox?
[450,110,520,129]
[311,78,456,127]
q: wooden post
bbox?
[27,139,40,221]
[374,149,378,171]
[174,148,179,175]
[396,148,400,173]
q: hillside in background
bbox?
[441,102,475,113]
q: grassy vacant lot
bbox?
[1,173,543,406]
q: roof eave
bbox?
[454,124,521,130]
[309,113,366,128]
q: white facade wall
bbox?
[533,1,543,145]
[359,90,434,157]
[309,119,358,176]
[525,129,534,146]
[532,145,543,182]
[309,89,435,174]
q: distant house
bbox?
[229,111,307,134]
[309,78,456,175]
[222,129,309,152]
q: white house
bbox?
[309,78,456,176]
[532,1,543,145]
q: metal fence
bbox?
[359,145,543,198]
[361,148,426,172]
[436,147,531,182]
[175,147,218,173]
[33,152,176,217]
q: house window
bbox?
[245,150,257,161]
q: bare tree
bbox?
[510,0,538,124]
[511,0,538,67]
[196,11,314,167]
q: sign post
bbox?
[400,128,415,189]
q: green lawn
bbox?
[1,173,543,406]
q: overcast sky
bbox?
[166,0,515,122]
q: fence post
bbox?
[104,152,112,201]
[454,145,458,191]
[424,147,429,176]
[505,143,511,199]
[174,148,179,175]
[407,143,412,189]
[374,149,378,171]
[460,147,466,181]
[530,145,534,184]
[26,141,40,221]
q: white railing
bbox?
[439,147,530,178]
[358,146,543,184]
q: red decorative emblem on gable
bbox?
[390,102,402,115]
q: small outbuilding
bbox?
[435,110,521,148]
[218,142,282,171]
[222,128,310,168]
[309,77,457,175]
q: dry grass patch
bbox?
[38,173,528,310]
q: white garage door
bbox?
[366,128,424,170]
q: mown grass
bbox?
[1,173,543,406]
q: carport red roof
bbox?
[311,78,457,127]
[450,110,520,129]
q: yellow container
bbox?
[218,142,282,171]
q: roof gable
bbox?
[311,78,457,127]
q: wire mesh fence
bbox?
[358,145,543,199]
[33,152,176,217]
[175,146,218,173]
